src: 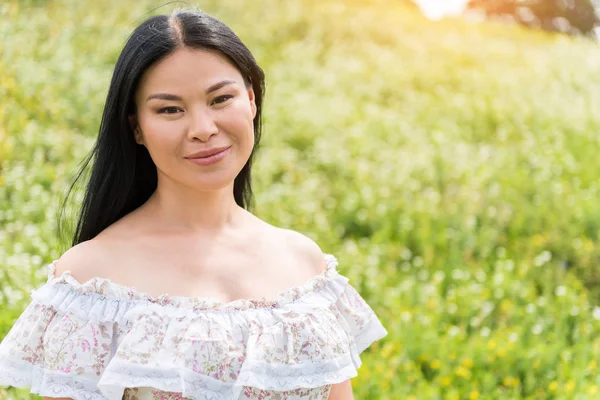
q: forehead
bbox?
[137,48,242,93]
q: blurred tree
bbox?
[467,0,599,37]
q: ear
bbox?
[129,114,144,145]
[247,86,257,120]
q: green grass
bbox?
[1,0,600,398]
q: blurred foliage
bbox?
[1,0,600,398]
[468,0,599,37]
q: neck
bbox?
[142,177,245,234]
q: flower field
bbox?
[1,0,600,398]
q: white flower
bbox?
[570,306,580,316]
[475,270,487,282]
[493,272,504,285]
[433,271,445,282]
[401,312,412,322]
[401,247,412,260]
[448,326,460,336]
[534,251,552,267]
[537,297,547,307]
[482,302,494,316]
[452,269,465,280]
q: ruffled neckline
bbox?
[45,253,340,311]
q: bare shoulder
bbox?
[276,227,328,274]
[53,239,108,282]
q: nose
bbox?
[187,107,218,142]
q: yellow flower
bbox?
[588,385,598,395]
[440,376,452,387]
[426,298,437,309]
[565,380,575,393]
[549,381,558,391]
[469,391,480,400]
[497,348,506,358]
[381,342,394,358]
[589,360,597,371]
[533,360,541,370]
[430,359,441,370]
[500,299,513,313]
[503,376,518,387]
[381,380,391,393]
[585,239,594,251]
[461,358,474,368]
[454,366,472,379]
[533,234,546,246]
[487,339,496,351]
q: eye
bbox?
[212,95,234,105]
[158,106,181,114]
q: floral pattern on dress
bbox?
[241,385,332,399]
[0,254,388,400]
[122,386,332,400]
[251,309,350,366]
[2,301,113,380]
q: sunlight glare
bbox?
[413,0,469,20]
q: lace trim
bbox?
[44,254,339,311]
[0,358,105,400]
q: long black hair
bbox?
[57,8,266,247]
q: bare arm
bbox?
[43,397,73,400]
[329,380,355,400]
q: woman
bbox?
[0,8,387,400]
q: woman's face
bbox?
[131,48,257,191]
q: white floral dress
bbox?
[0,253,387,400]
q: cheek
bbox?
[139,116,181,158]
[226,101,255,139]
[142,113,175,137]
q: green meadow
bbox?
[1,0,600,398]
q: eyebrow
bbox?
[145,80,236,103]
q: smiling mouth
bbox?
[185,145,232,159]
[185,147,231,165]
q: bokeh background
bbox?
[1,0,600,398]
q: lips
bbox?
[185,146,231,166]
[185,146,231,159]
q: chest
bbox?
[101,237,314,303]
